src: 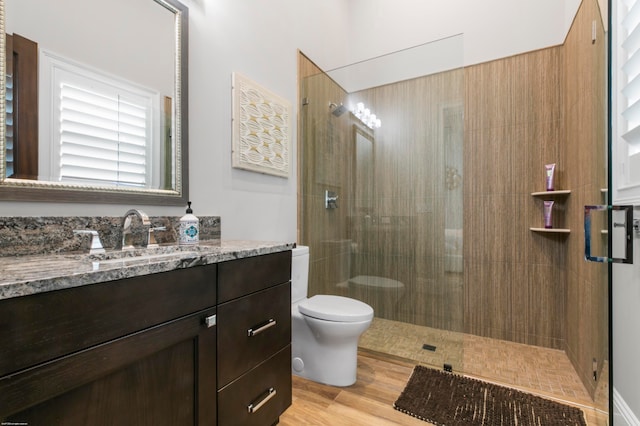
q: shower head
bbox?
[329,102,348,117]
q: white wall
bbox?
[613,245,640,424]
[342,0,580,70]
[182,0,350,241]
[0,0,579,244]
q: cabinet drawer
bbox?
[217,282,291,388]
[0,264,217,378]
[217,345,292,426]
[217,250,291,303]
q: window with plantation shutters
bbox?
[58,83,150,187]
[41,50,159,188]
[615,0,640,198]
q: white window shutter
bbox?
[58,83,148,186]
[40,49,159,188]
[621,0,640,154]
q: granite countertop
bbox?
[0,240,294,301]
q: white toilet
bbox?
[291,245,374,387]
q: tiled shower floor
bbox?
[359,317,609,424]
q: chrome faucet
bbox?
[121,209,151,250]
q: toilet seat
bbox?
[298,295,373,322]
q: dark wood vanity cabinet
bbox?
[0,249,292,426]
[0,264,219,425]
[217,251,292,426]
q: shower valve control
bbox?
[325,190,338,209]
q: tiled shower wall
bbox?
[463,50,567,347]
[466,0,606,398]
[299,0,606,400]
[564,0,608,401]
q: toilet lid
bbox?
[298,295,373,322]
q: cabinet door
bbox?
[0,308,217,426]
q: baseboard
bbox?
[614,388,640,426]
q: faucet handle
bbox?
[73,230,106,254]
[147,226,167,249]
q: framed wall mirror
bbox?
[0,0,188,205]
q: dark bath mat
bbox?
[394,366,587,426]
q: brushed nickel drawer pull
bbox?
[247,318,276,337]
[247,387,277,414]
[205,314,217,328]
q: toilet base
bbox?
[291,307,369,387]
[292,339,359,386]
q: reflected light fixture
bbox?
[354,102,382,129]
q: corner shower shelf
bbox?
[531,190,572,197]
[529,227,571,234]
[530,189,571,233]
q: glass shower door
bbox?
[298,34,466,374]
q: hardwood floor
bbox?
[279,350,609,425]
[279,351,425,426]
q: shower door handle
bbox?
[584,205,634,263]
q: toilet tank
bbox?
[291,246,310,304]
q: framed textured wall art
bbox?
[231,73,292,178]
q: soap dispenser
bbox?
[179,201,199,246]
